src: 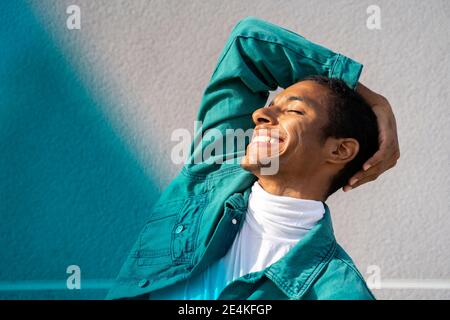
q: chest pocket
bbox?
[136,193,209,268]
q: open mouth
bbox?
[250,129,285,145]
[244,128,287,167]
[248,128,286,157]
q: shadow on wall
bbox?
[0,1,160,299]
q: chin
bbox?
[240,155,258,172]
[240,153,282,176]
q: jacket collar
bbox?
[264,203,337,299]
[231,181,337,299]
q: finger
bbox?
[350,174,379,189]
[351,157,399,187]
[386,159,398,170]
[349,157,399,186]
[343,174,379,191]
[362,143,399,172]
[362,149,385,171]
[348,164,382,186]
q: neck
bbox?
[256,174,329,201]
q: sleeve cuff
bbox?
[330,54,363,90]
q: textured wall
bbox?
[1,0,449,299]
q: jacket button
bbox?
[175,225,184,234]
[138,279,149,288]
[231,218,238,225]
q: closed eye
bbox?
[288,109,305,115]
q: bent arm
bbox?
[187,17,363,170]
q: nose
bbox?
[252,107,278,126]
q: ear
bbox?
[324,137,360,165]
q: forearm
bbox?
[218,17,363,89]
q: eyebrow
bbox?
[269,95,313,107]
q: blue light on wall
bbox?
[0,1,161,299]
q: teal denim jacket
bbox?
[107,16,374,300]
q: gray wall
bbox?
[1,0,449,299]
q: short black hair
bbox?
[302,75,379,198]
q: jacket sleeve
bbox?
[186,16,363,170]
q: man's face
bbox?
[241,80,331,178]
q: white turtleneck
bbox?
[150,181,325,300]
[222,181,325,280]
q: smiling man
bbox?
[107,17,399,300]
[241,77,379,201]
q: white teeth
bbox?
[252,136,281,144]
[253,136,271,143]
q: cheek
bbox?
[287,126,323,160]
[282,117,322,151]
[280,125,306,163]
[286,123,310,151]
